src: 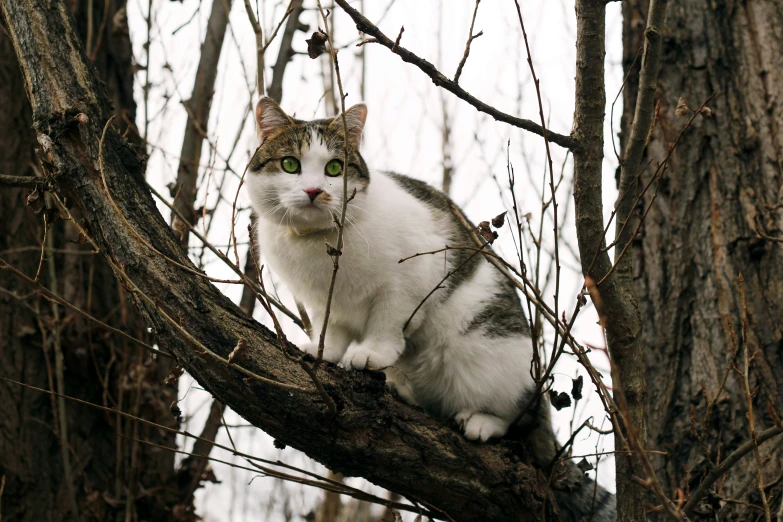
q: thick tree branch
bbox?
[614,0,667,283]
[0,1,554,520]
[571,0,647,520]
[333,0,578,150]
[573,0,669,520]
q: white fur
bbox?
[247,132,535,442]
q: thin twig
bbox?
[0,376,432,517]
[0,260,173,359]
[594,94,715,287]
[146,182,305,329]
[738,274,772,522]
[43,204,80,521]
[314,2,351,368]
[683,425,783,515]
[0,173,43,187]
[403,245,487,331]
[243,0,265,94]
[453,0,482,84]
[100,118,245,286]
[513,0,561,358]
[48,189,314,394]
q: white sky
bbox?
[127,0,624,519]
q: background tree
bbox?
[622,0,783,518]
[0,2,186,520]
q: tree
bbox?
[3,0,781,521]
[0,2,185,520]
[623,0,783,518]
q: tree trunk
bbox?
[623,0,783,518]
[0,2,183,521]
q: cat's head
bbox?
[247,97,368,232]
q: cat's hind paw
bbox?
[384,367,420,406]
[455,411,510,442]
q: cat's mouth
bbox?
[294,201,324,210]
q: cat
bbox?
[247,97,535,441]
[246,97,615,519]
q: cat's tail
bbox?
[519,394,617,521]
[552,477,616,522]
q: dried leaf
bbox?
[549,389,572,410]
[675,97,690,116]
[202,465,218,484]
[165,365,184,386]
[306,30,329,59]
[571,375,584,401]
[26,186,45,214]
[700,106,713,118]
[228,339,247,364]
[477,220,498,244]
[576,458,594,473]
[172,216,188,240]
[491,211,507,228]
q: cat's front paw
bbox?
[455,411,510,442]
[299,341,344,363]
[341,341,400,370]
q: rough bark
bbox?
[0,1,558,521]
[623,0,783,518]
[0,1,181,521]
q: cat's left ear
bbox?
[330,103,368,148]
[256,97,294,140]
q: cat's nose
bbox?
[304,188,323,202]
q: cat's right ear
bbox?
[255,97,293,141]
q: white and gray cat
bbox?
[246,97,615,519]
[247,97,534,441]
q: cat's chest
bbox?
[257,225,380,303]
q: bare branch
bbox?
[0,173,42,188]
[453,0,482,84]
[172,0,233,246]
[333,0,578,150]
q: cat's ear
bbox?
[330,103,368,148]
[255,97,293,140]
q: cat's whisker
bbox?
[275,207,291,255]
[344,214,370,257]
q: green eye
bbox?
[325,159,343,177]
[281,156,300,174]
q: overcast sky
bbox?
[127,0,624,519]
